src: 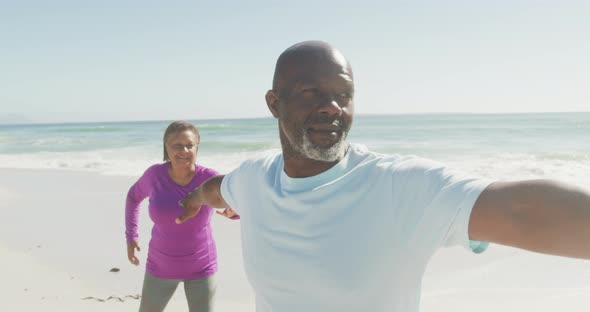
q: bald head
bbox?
[272,41,353,96]
[265,41,355,168]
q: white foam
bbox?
[440,152,590,189]
[0,148,269,177]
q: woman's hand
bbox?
[216,207,240,219]
[127,241,141,265]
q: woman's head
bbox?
[163,121,200,166]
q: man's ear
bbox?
[265,90,280,118]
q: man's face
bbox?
[270,57,354,162]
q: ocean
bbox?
[1,113,589,187]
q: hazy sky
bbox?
[1,1,589,123]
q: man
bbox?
[177,41,590,311]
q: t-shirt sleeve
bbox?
[199,166,242,219]
[219,165,243,215]
[219,156,267,215]
[125,165,157,243]
[393,157,493,253]
[436,175,492,253]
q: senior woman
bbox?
[125,121,238,312]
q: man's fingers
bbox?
[176,212,193,224]
[176,205,202,224]
[178,191,195,207]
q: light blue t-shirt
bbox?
[220,144,491,312]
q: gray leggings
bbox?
[138,272,217,312]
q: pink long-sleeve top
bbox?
[125,162,219,279]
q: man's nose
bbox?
[317,95,342,118]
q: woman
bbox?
[125,121,238,312]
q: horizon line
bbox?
[2,111,590,126]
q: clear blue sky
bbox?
[1,0,589,123]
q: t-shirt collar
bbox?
[279,145,351,192]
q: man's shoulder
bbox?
[222,149,281,191]
[233,149,282,173]
[246,148,281,164]
[348,143,443,172]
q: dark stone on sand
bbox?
[109,267,120,273]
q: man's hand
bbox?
[176,190,204,224]
[176,175,231,224]
[127,241,141,265]
[216,207,240,219]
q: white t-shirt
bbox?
[220,144,491,312]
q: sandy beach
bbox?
[0,168,253,311]
[1,167,589,311]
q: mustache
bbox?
[304,116,347,130]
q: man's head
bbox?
[265,41,354,163]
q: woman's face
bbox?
[165,130,199,169]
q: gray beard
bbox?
[299,130,348,162]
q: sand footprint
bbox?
[82,294,141,302]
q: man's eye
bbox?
[301,88,320,96]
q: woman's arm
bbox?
[124,166,155,264]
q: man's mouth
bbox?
[306,120,343,133]
[307,126,340,134]
[305,123,343,144]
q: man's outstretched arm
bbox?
[469,179,590,259]
[176,175,230,224]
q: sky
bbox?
[1,0,589,124]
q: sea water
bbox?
[1,113,589,187]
